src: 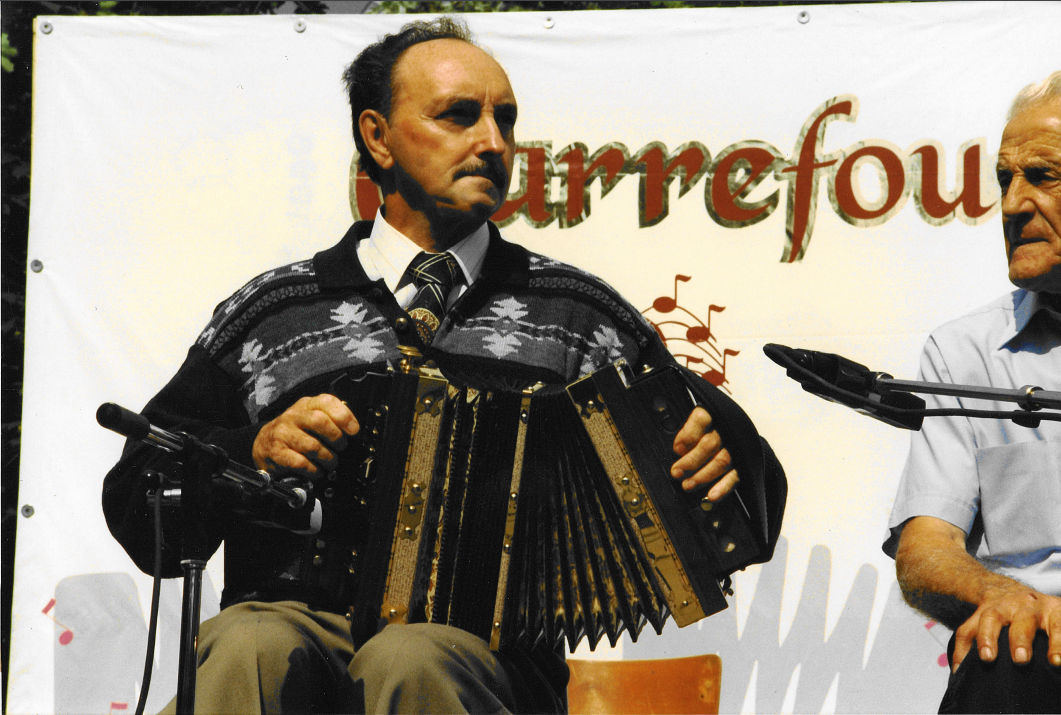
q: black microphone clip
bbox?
[763,344,925,430]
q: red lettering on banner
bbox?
[910,139,995,225]
[633,142,709,227]
[777,96,857,262]
[557,143,629,228]
[706,142,782,228]
[493,144,555,227]
[347,95,1000,261]
[831,142,908,225]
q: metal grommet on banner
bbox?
[294,19,307,33]
[40,20,53,34]
[30,259,43,273]
[797,10,810,24]
[543,17,555,29]
[21,505,34,518]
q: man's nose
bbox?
[1001,175,1036,218]
[474,115,507,156]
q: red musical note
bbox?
[702,349,740,387]
[685,305,725,346]
[651,274,692,313]
[672,354,704,370]
[42,598,74,645]
[110,703,129,714]
[643,275,739,394]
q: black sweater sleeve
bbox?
[681,368,788,564]
[101,344,261,577]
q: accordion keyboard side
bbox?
[568,362,762,629]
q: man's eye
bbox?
[997,170,1012,193]
[438,102,480,127]
[496,109,517,135]
[1024,167,1058,186]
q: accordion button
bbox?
[723,541,737,553]
[312,555,324,566]
[408,505,417,514]
[324,488,335,498]
[389,609,398,617]
[316,539,326,549]
[700,498,714,512]
[395,316,409,332]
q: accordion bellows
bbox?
[324,358,765,654]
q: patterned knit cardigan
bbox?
[103,221,784,611]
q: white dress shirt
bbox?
[356,212,490,310]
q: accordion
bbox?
[316,355,768,653]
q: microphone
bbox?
[763,344,925,430]
[762,344,880,397]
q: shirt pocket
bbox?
[976,441,1061,559]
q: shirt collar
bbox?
[366,212,489,292]
[312,220,530,291]
[1001,289,1058,349]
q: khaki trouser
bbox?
[159,601,539,714]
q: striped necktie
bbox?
[403,251,460,343]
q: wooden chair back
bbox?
[567,654,722,714]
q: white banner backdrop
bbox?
[11,5,1060,713]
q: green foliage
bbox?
[370,1,707,12]
[1,33,16,73]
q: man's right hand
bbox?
[952,583,1061,671]
[896,515,1061,671]
[252,394,359,478]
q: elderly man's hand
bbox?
[670,406,738,501]
[252,394,359,478]
[952,586,1061,671]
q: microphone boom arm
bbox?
[876,377,1061,412]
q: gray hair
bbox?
[1007,70,1061,122]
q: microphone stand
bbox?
[97,403,312,715]
[875,377,1061,412]
[763,344,1061,430]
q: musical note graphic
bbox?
[42,598,74,645]
[643,275,739,393]
[652,274,692,313]
[702,348,741,387]
[924,620,949,667]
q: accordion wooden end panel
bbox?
[327,360,764,654]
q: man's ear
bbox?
[359,109,394,171]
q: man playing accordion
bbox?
[103,17,785,714]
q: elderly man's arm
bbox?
[895,515,1061,671]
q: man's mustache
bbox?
[454,160,509,189]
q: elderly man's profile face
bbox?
[997,96,1061,293]
[384,39,517,234]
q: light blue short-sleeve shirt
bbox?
[883,289,1061,596]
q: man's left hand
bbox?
[671,406,737,500]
